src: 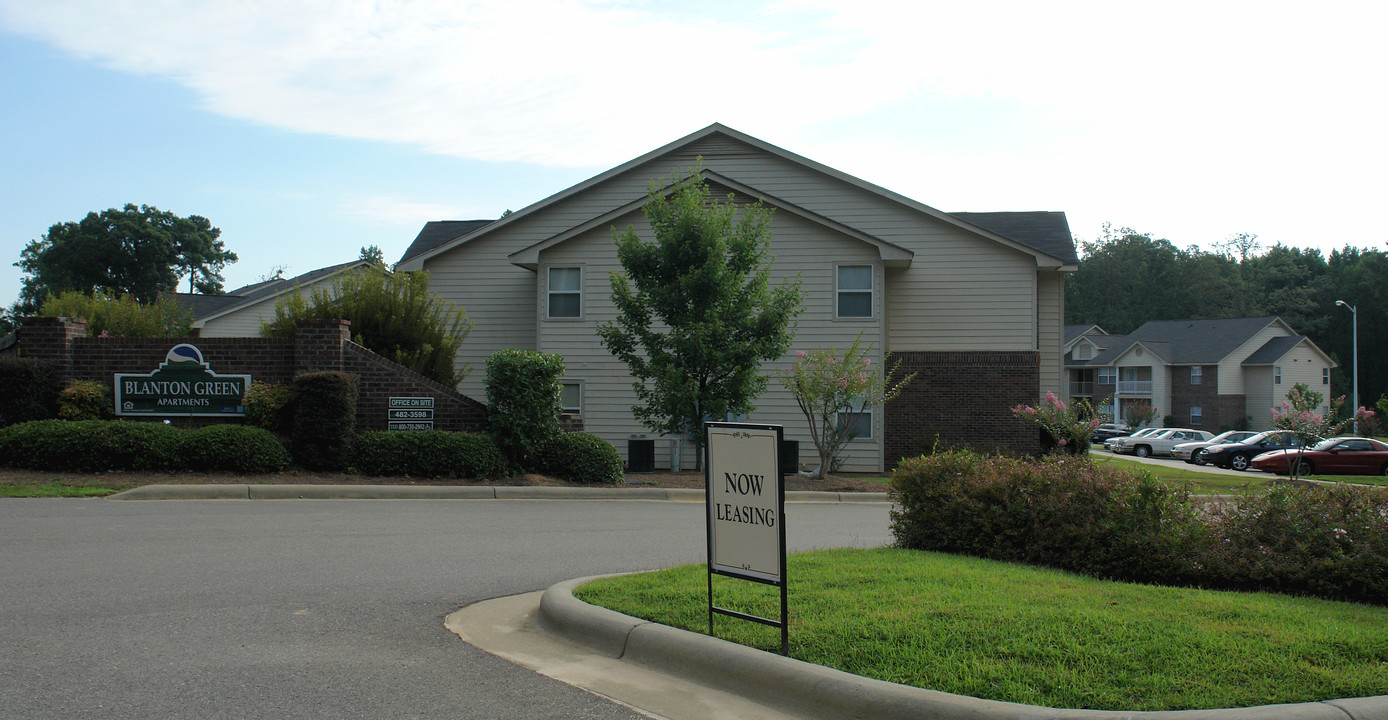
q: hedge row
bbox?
[890,450,1388,606]
[0,420,624,484]
[0,420,290,474]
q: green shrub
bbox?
[180,424,290,473]
[242,382,293,436]
[541,431,624,484]
[891,450,1207,585]
[353,430,506,479]
[290,371,357,471]
[58,380,113,420]
[0,358,60,426]
[890,450,1388,606]
[40,290,193,337]
[0,419,181,471]
[485,348,564,470]
[261,268,471,387]
[1202,483,1388,605]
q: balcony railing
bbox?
[1117,380,1152,394]
[1071,381,1095,396]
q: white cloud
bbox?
[346,195,473,226]
[2,0,1386,254]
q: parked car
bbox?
[1112,428,1215,458]
[1090,423,1132,444]
[1172,430,1259,464]
[1104,427,1160,452]
[1250,437,1388,476]
[1202,431,1304,471]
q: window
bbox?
[560,382,581,414]
[837,410,872,439]
[1190,366,1202,384]
[1097,368,1117,385]
[1274,366,1282,385]
[548,267,582,318]
[836,265,873,318]
[1323,368,1330,385]
[1074,344,1092,361]
[1190,406,1203,425]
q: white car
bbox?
[1112,428,1215,458]
[1172,430,1258,464]
[1104,427,1161,452]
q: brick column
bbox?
[16,316,88,381]
[294,319,351,374]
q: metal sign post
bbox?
[704,422,788,655]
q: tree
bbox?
[598,170,803,469]
[778,335,914,478]
[359,245,386,267]
[261,267,472,388]
[14,204,236,312]
[1270,383,1373,480]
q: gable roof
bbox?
[1065,323,1107,345]
[181,259,374,325]
[1241,336,1316,366]
[507,169,915,269]
[399,220,494,265]
[398,123,1077,271]
[949,212,1079,266]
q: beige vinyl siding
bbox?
[536,205,887,472]
[1275,342,1333,416]
[198,300,278,337]
[1245,366,1275,430]
[1037,270,1064,395]
[421,235,537,400]
[1112,347,1171,424]
[1215,321,1291,396]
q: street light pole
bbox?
[1335,300,1358,435]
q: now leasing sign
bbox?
[704,422,788,653]
[115,344,250,417]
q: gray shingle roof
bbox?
[949,211,1079,266]
[1084,317,1283,366]
[1242,336,1305,365]
[398,220,494,265]
[177,259,372,322]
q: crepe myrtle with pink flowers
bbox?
[1012,392,1111,455]
[1270,383,1377,480]
[778,334,915,480]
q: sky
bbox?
[3,1,1386,308]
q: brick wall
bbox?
[14,317,488,432]
[885,350,1040,466]
[1170,365,1218,428]
[1217,394,1249,431]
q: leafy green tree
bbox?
[359,245,386,267]
[40,291,194,337]
[598,170,803,469]
[14,204,236,312]
[261,267,472,388]
[0,305,14,335]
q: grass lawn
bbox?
[576,548,1388,712]
[0,476,131,497]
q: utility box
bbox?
[669,438,682,472]
[628,437,655,473]
[779,440,799,475]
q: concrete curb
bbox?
[106,484,891,503]
[539,576,1388,720]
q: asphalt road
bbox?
[1,497,893,719]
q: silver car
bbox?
[1113,428,1215,458]
[1104,427,1161,452]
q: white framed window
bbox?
[836,265,873,318]
[560,382,582,414]
[1323,368,1330,385]
[1274,366,1282,385]
[837,410,872,440]
[1190,406,1203,425]
[1190,366,1202,384]
[1097,368,1117,384]
[1075,344,1092,361]
[547,267,582,318]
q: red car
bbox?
[1250,437,1388,476]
